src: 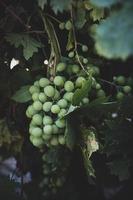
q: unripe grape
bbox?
[116,76,125,85]
[32,137,44,147]
[43,166,50,175]
[57,99,68,108]
[32,114,43,125]
[26,109,31,118]
[29,85,40,94]
[58,109,67,118]
[43,125,53,135]
[30,119,36,126]
[59,22,65,30]
[56,62,66,72]
[34,81,39,87]
[65,20,72,30]
[32,92,39,101]
[53,89,60,100]
[39,93,47,102]
[58,135,65,145]
[51,105,60,114]
[123,85,132,93]
[33,101,43,111]
[29,135,34,143]
[43,115,53,125]
[53,76,64,87]
[55,119,66,128]
[43,101,52,112]
[42,133,52,141]
[63,92,74,102]
[82,45,88,52]
[82,97,89,104]
[50,136,59,146]
[31,127,43,137]
[27,105,37,116]
[75,77,86,88]
[39,78,50,87]
[44,85,55,97]
[72,64,80,73]
[96,83,101,90]
[52,124,59,134]
[83,58,88,64]
[127,77,133,85]
[116,91,124,100]
[64,81,74,92]
[68,51,75,58]
[97,89,105,97]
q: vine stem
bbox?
[0,0,30,29]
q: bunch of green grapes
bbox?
[113,75,133,100]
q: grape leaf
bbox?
[50,0,72,13]
[75,4,86,29]
[12,85,31,103]
[90,7,104,21]
[38,0,47,9]
[93,5,133,59]
[72,76,92,106]
[5,34,43,60]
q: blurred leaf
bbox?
[75,5,86,29]
[65,105,79,116]
[5,34,43,60]
[90,0,119,7]
[12,85,31,103]
[93,5,133,59]
[72,76,92,106]
[38,0,47,9]
[50,0,72,13]
[90,7,104,21]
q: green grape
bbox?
[43,116,53,125]
[50,136,59,146]
[39,93,47,102]
[72,64,80,73]
[127,77,133,85]
[63,92,74,102]
[26,109,31,118]
[29,85,40,94]
[52,124,59,134]
[43,102,52,112]
[32,137,44,147]
[42,154,47,162]
[34,81,40,87]
[42,133,52,141]
[97,89,105,97]
[53,89,60,100]
[83,58,88,64]
[51,105,60,114]
[53,76,64,87]
[55,119,66,128]
[33,101,43,111]
[32,92,39,101]
[32,114,43,125]
[82,45,88,52]
[58,109,67,118]
[64,81,74,92]
[39,78,50,87]
[31,127,43,137]
[59,22,65,30]
[68,51,74,58]
[56,62,66,72]
[44,85,55,98]
[123,85,132,93]
[43,166,50,175]
[116,91,124,100]
[57,99,68,108]
[27,105,36,117]
[116,75,125,85]
[43,125,53,135]
[75,77,86,88]
[58,135,65,145]
[95,83,101,90]
[82,97,89,104]
[65,20,72,30]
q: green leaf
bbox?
[12,85,31,103]
[75,2,86,29]
[92,5,133,59]
[5,34,43,60]
[38,0,47,9]
[90,0,119,7]
[65,116,77,150]
[72,76,92,106]
[50,0,72,14]
[90,7,104,21]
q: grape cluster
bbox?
[26,62,94,148]
[113,75,133,100]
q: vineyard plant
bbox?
[0,0,133,200]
